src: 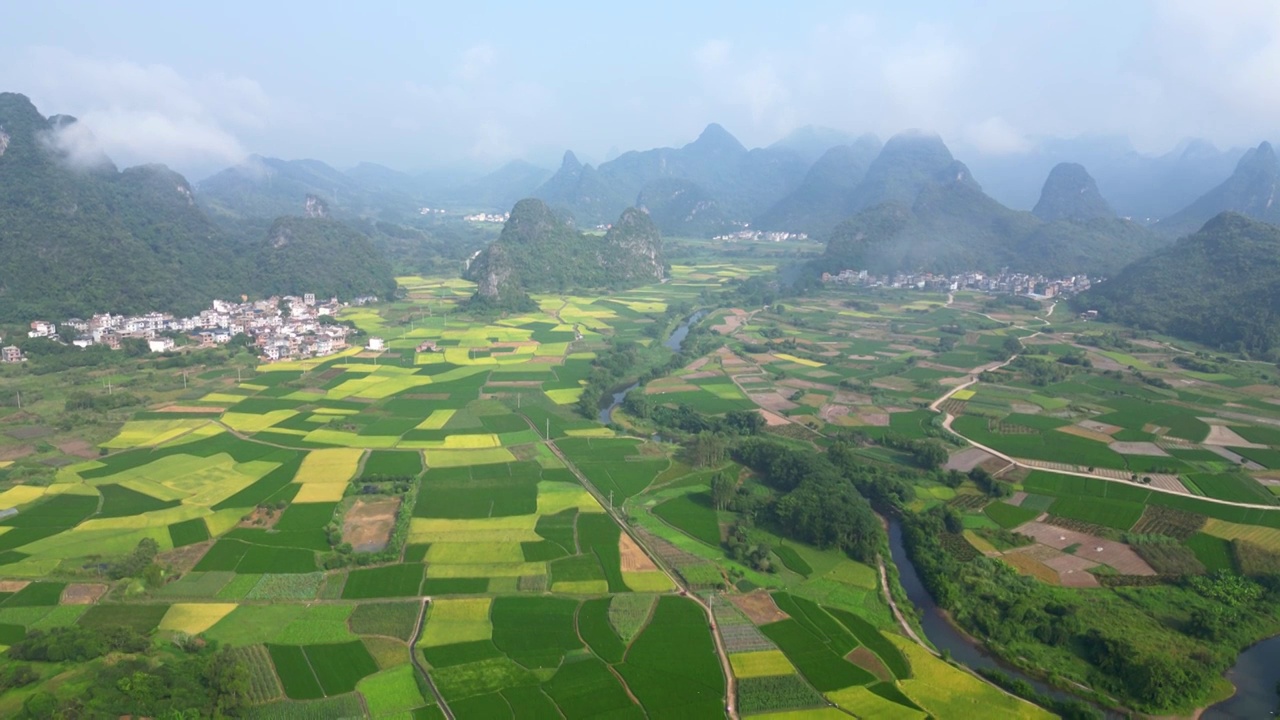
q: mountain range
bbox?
[817,135,1164,277]
[0,93,396,321]
[532,123,809,233]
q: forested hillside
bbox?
[1079,212,1280,356]
[465,199,665,303]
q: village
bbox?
[3,293,380,364]
[821,267,1095,299]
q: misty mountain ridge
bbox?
[820,138,1164,277]
[532,123,809,234]
[1154,141,1280,238]
[1031,163,1115,222]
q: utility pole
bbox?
[15,391,20,410]
[182,370,187,389]
[545,418,549,439]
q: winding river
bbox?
[598,310,706,424]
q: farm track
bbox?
[408,597,455,720]
[931,309,1280,511]
[519,414,739,720]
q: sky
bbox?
[2,0,1278,179]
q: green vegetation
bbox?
[1081,212,1280,356]
[464,199,665,302]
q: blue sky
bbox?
[1,1,1277,177]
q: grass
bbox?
[652,491,722,547]
[79,603,169,633]
[608,593,655,642]
[357,665,428,717]
[1,582,65,607]
[421,598,492,647]
[889,635,1053,719]
[490,596,580,669]
[577,597,627,663]
[617,596,725,717]
[307,640,380,695]
[774,545,814,577]
[342,564,426,599]
[1203,518,1280,553]
[349,602,421,641]
[363,450,424,477]
[245,573,325,600]
[269,644,323,700]
[827,685,926,719]
[542,656,637,718]
[1187,532,1238,571]
[1047,496,1142,531]
[168,517,210,547]
[737,674,827,715]
[984,501,1039,529]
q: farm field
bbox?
[7,264,1280,718]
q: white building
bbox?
[367,337,385,352]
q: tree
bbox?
[710,472,736,510]
[687,431,728,468]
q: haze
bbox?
[2,0,1278,178]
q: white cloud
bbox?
[8,47,276,171]
[962,117,1031,155]
[401,45,556,163]
[458,43,496,82]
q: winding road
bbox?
[930,303,1280,512]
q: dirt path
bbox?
[520,414,738,719]
[409,597,455,720]
[877,557,929,649]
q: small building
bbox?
[1,346,23,363]
[27,321,56,338]
[417,340,438,352]
[148,338,175,353]
[367,337,385,352]
[304,293,316,306]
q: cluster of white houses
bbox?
[6,293,379,364]
[821,269,1093,298]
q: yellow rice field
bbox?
[159,603,238,635]
[729,650,794,678]
[294,448,364,484]
[773,353,825,368]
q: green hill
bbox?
[0,93,398,319]
[1032,162,1115,222]
[1077,212,1280,355]
[754,136,882,235]
[250,216,397,300]
[0,93,245,320]
[465,199,665,302]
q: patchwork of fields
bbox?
[10,268,1277,717]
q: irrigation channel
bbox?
[598,310,706,424]
[597,309,1278,716]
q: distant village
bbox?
[822,268,1094,299]
[713,230,810,242]
[3,293,380,365]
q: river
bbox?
[597,310,706,424]
[887,519,1279,717]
